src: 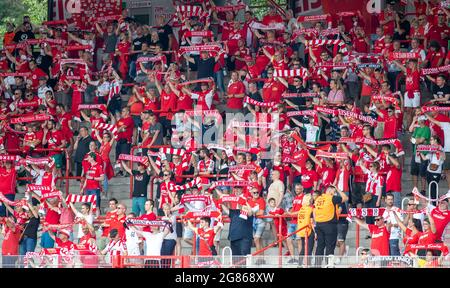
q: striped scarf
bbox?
[304,39,348,56]
[65,194,97,212]
[92,122,118,139]
[273,67,309,78]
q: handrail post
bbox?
[356,224,360,249]
[304,228,308,268]
[278,215,282,267]
[64,148,69,196]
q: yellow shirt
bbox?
[297,206,313,238]
[314,194,339,223]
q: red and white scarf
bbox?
[388,52,420,61]
[244,96,276,108]
[118,154,149,166]
[248,21,285,31]
[0,155,19,161]
[405,243,449,256]
[213,4,246,12]
[316,150,348,159]
[422,106,450,112]
[208,181,251,192]
[228,165,256,172]
[92,122,118,139]
[346,208,386,222]
[180,194,211,206]
[421,64,450,75]
[282,92,318,98]
[177,44,222,56]
[286,110,316,117]
[0,193,27,207]
[65,194,97,212]
[0,72,32,78]
[10,114,51,124]
[416,145,443,152]
[273,68,308,78]
[183,209,221,219]
[168,177,203,192]
[304,39,348,55]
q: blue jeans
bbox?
[19,237,37,255]
[214,70,225,93]
[40,231,55,248]
[160,239,177,268]
[389,239,400,256]
[129,60,137,79]
[132,197,146,216]
[103,177,108,196]
[86,189,101,210]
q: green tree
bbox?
[0,0,47,46]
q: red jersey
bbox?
[85,163,104,190]
[426,50,444,68]
[197,227,216,256]
[117,116,134,142]
[403,228,420,246]
[430,207,450,240]
[160,91,177,119]
[269,207,287,236]
[385,164,402,192]
[300,168,319,189]
[405,68,420,92]
[1,227,21,255]
[159,181,175,209]
[46,129,65,156]
[102,210,118,237]
[139,212,157,233]
[262,79,285,104]
[368,224,390,256]
[290,194,304,224]
[418,230,437,245]
[227,81,245,109]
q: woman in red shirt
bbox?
[95,130,115,195]
[1,217,21,267]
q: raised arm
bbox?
[354,217,370,231]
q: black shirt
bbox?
[35,54,52,74]
[228,209,254,242]
[22,216,40,240]
[132,170,151,197]
[74,136,93,162]
[432,84,450,99]
[13,31,35,43]
[196,57,216,79]
[131,36,147,61]
[287,84,307,106]
[158,25,173,51]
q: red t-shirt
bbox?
[290,194,304,224]
[2,227,21,255]
[117,116,134,142]
[426,51,444,68]
[0,168,16,195]
[30,67,47,89]
[430,207,450,239]
[109,214,126,238]
[139,212,157,232]
[160,91,177,119]
[417,230,437,245]
[85,163,104,190]
[262,79,285,104]
[269,207,287,236]
[353,36,369,53]
[385,164,402,192]
[227,81,246,109]
[380,110,397,139]
[46,129,65,156]
[405,68,420,92]
[102,210,118,237]
[368,224,390,256]
[44,202,61,225]
[403,228,420,246]
[300,168,319,189]
[197,227,216,256]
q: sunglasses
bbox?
[375,218,383,221]
[163,174,170,176]
[407,203,415,206]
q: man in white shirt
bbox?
[425,113,450,192]
[130,222,170,268]
[125,213,143,260]
[383,193,403,256]
[37,77,52,99]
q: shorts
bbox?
[287,223,300,240]
[176,222,183,238]
[404,91,420,108]
[50,153,63,169]
[253,220,266,238]
[443,152,450,170]
[337,222,349,242]
[183,225,194,240]
[410,158,428,177]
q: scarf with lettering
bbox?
[218,195,249,219]
[248,21,285,31]
[388,52,420,61]
[416,145,443,152]
[282,92,318,98]
[65,45,92,51]
[422,106,450,112]
[244,96,276,108]
[273,68,309,78]
[228,165,256,172]
[316,150,348,159]
[168,177,203,192]
[77,104,107,114]
[183,30,214,38]
[208,181,251,192]
[0,72,32,78]
[297,14,331,23]
[177,44,222,56]
[286,110,316,117]
[0,193,27,207]
[346,208,386,222]
[118,154,149,166]
[183,210,222,219]
[0,155,19,162]
[180,194,211,206]
[412,187,450,202]
[231,121,273,129]
[10,114,52,124]
[421,64,450,75]
[136,55,164,64]
[314,106,377,126]
[371,95,400,105]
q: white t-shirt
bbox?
[304,124,320,143]
[440,122,450,152]
[75,212,94,239]
[38,85,53,99]
[382,208,403,240]
[141,231,164,256]
[125,229,142,256]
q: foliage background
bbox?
[0,0,47,47]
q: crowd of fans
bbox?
[0,0,450,268]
